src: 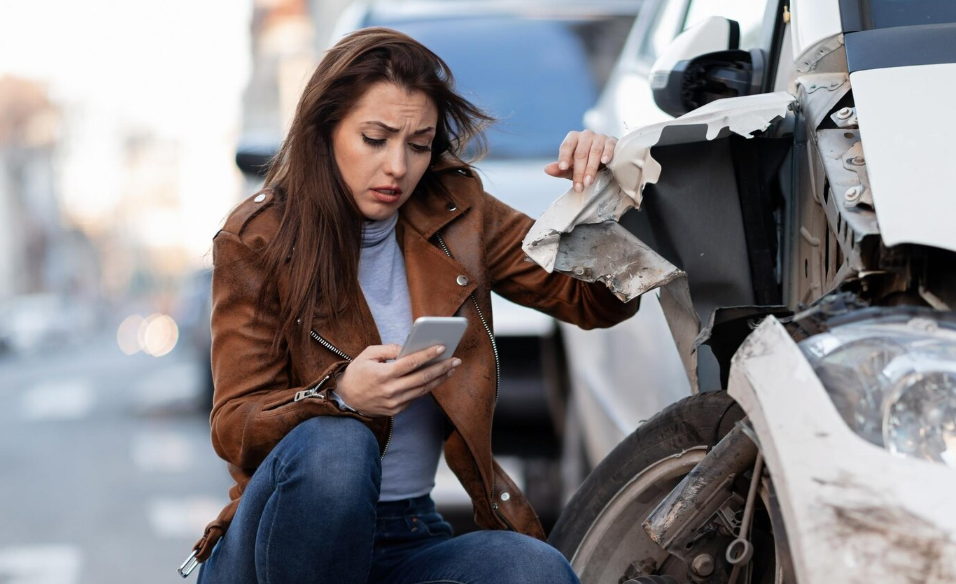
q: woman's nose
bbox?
[384,145,407,178]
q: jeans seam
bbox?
[260,479,281,584]
[272,434,295,486]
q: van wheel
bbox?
[549,392,790,583]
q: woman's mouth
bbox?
[371,187,403,204]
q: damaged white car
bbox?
[528,0,956,582]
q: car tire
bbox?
[548,392,751,583]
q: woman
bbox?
[190,27,639,583]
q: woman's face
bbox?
[332,82,438,221]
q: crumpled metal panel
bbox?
[795,34,845,73]
[610,91,797,206]
[522,91,797,292]
[552,222,683,303]
[522,92,796,390]
[522,168,637,274]
[795,73,849,130]
[815,130,880,237]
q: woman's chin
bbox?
[360,205,400,221]
[358,192,410,221]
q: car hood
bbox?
[851,63,956,252]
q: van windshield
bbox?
[866,0,956,28]
[367,15,634,159]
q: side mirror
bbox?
[650,16,765,117]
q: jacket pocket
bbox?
[260,374,334,415]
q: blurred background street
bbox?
[0,330,230,582]
[0,1,255,579]
[0,0,642,580]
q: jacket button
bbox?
[456,275,469,286]
[446,201,457,212]
[254,194,266,203]
[500,492,510,502]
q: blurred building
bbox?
[0,76,99,303]
[308,0,356,55]
[237,0,362,194]
[238,0,316,193]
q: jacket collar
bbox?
[399,160,474,240]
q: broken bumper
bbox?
[728,317,956,583]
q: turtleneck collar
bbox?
[361,212,399,248]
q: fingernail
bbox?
[435,346,445,355]
[559,161,569,171]
[448,368,457,376]
[584,175,592,187]
[575,183,582,192]
[452,358,462,367]
[601,156,609,164]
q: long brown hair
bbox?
[257,27,493,350]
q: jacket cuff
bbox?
[328,389,362,414]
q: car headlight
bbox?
[799,314,956,468]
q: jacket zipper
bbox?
[435,231,513,529]
[492,500,517,531]
[309,329,352,362]
[434,232,501,406]
[307,329,393,460]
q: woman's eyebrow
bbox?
[364,121,435,135]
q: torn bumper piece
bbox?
[521,91,796,301]
[521,92,796,391]
[553,222,683,302]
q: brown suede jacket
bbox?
[191,162,639,561]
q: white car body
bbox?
[550,1,956,573]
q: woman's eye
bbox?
[409,143,432,154]
[362,134,386,147]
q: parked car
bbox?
[0,293,97,355]
[528,0,956,581]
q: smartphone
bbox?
[398,316,468,367]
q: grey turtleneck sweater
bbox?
[358,213,446,502]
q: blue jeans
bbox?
[198,416,580,584]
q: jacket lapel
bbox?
[399,170,477,319]
[399,220,476,320]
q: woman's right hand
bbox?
[332,344,461,417]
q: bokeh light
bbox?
[117,314,144,355]
[140,314,179,357]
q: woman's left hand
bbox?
[544,130,618,193]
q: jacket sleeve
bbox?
[209,229,350,470]
[482,193,640,329]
